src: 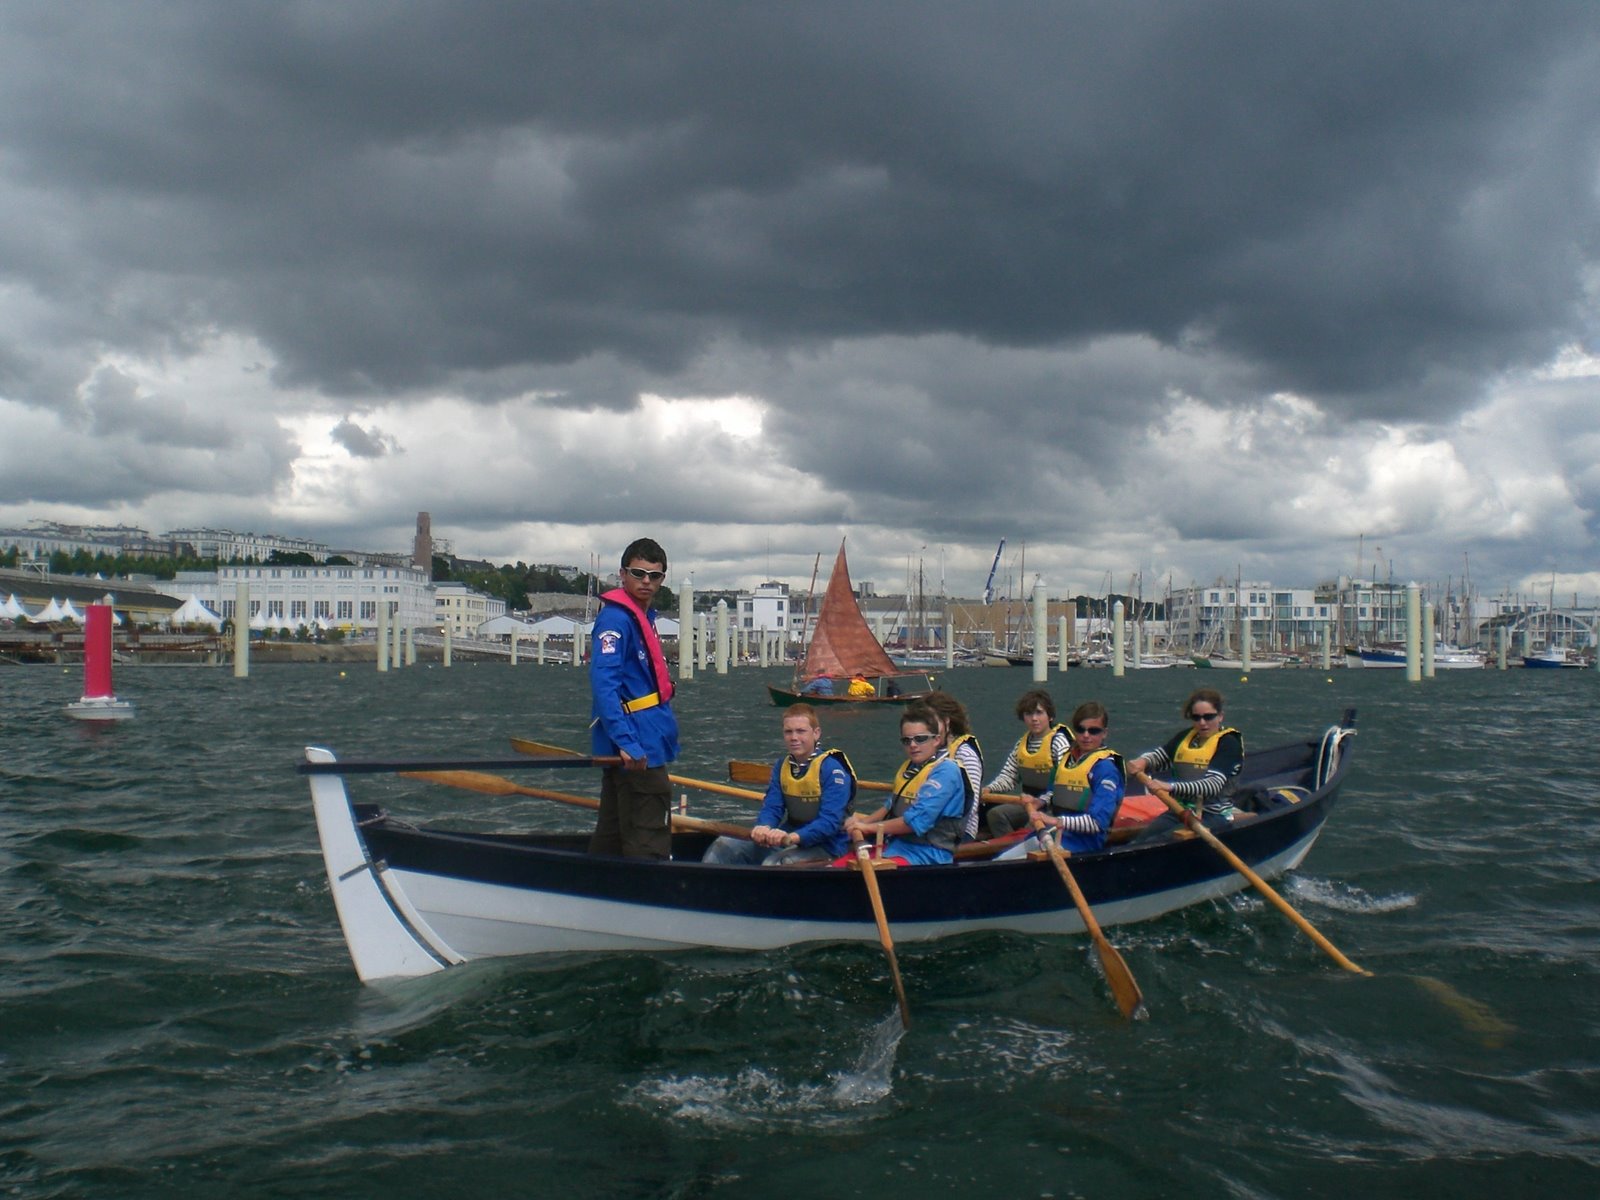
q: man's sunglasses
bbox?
[623,567,666,583]
[1076,725,1106,736]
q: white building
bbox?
[1167,581,1337,654]
[158,563,434,633]
[163,527,332,563]
[737,581,791,638]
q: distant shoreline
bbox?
[1,641,551,667]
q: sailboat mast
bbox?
[792,551,823,681]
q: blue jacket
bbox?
[757,751,854,857]
[885,758,967,865]
[588,600,679,766]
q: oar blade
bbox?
[727,759,769,785]
[1094,940,1147,1020]
[511,736,580,758]
[401,769,522,796]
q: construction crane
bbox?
[982,538,1006,605]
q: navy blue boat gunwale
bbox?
[346,724,1354,929]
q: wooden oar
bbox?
[1136,772,1371,976]
[510,738,769,804]
[727,758,1017,804]
[401,769,753,840]
[1035,821,1145,1019]
[853,836,911,1029]
[302,753,619,775]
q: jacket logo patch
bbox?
[598,630,621,655]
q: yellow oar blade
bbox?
[402,769,523,796]
[728,759,770,785]
[511,736,577,758]
[1040,830,1146,1020]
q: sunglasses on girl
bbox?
[900,733,938,746]
[1190,710,1220,721]
[623,566,667,582]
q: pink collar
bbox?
[599,588,675,703]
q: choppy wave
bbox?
[3,663,1597,1197]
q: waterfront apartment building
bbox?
[1165,577,1455,654]
[158,563,434,633]
[1166,581,1339,655]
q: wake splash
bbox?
[629,1010,905,1130]
[1285,875,1417,914]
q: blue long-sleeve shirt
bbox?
[757,751,854,857]
[885,758,967,865]
[588,600,679,766]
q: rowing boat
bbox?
[305,714,1358,984]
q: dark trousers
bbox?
[588,764,673,859]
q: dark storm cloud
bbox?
[2,1,1595,419]
[329,417,395,459]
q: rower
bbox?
[983,688,1072,838]
[701,704,856,866]
[1127,687,1244,839]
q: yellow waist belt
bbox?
[622,692,661,714]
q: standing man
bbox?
[589,538,679,859]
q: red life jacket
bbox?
[598,588,675,706]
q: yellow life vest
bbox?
[1015,726,1067,795]
[1051,747,1124,813]
[846,677,875,697]
[777,749,856,824]
[1171,726,1241,779]
[890,752,962,852]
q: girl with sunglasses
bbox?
[842,703,967,865]
[1127,687,1244,839]
[996,701,1123,860]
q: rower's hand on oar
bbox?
[621,749,649,772]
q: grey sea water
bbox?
[2,661,1596,1198]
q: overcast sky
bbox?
[2,2,1598,604]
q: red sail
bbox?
[799,542,900,681]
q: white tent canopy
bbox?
[32,598,67,623]
[525,614,591,638]
[519,614,679,638]
[0,594,29,620]
[477,614,543,638]
[170,594,223,629]
[249,608,294,632]
[58,599,82,623]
